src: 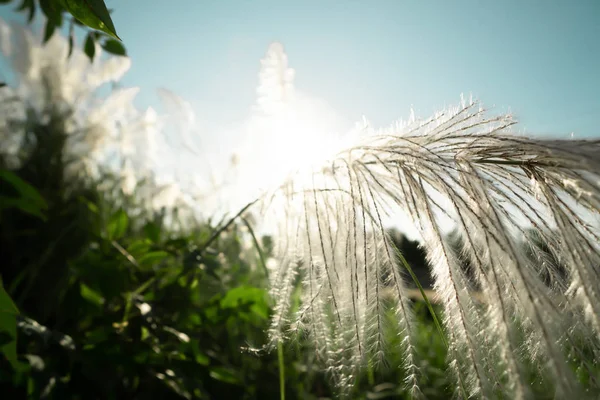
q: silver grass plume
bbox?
[252,45,600,398]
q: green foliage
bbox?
[102,38,126,56]
[0,170,48,220]
[59,0,119,39]
[2,0,123,58]
[0,174,283,398]
[0,281,19,369]
[107,209,128,240]
[84,32,95,60]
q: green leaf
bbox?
[43,19,56,43]
[0,283,18,319]
[39,0,63,25]
[126,239,152,257]
[102,39,126,56]
[0,170,47,219]
[68,23,75,57]
[78,195,98,213]
[84,33,95,61]
[16,0,32,11]
[195,353,209,366]
[392,243,448,348]
[209,366,240,385]
[138,251,170,268]
[0,282,19,368]
[0,331,13,347]
[60,0,120,40]
[107,209,128,240]
[220,286,269,320]
[140,326,150,341]
[143,222,161,243]
[0,196,46,220]
[0,170,46,210]
[133,277,156,295]
[16,0,36,22]
[27,1,35,22]
[241,217,268,278]
[80,283,105,307]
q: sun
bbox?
[222,43,351,210]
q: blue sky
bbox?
[1,0,599,137]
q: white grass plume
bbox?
[259,97,600,398]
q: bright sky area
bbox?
[1,0,599,137]
[119,0,599,138]
[1,0,598,236]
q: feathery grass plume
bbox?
[258,94,600,397]
[0,18,209,225]
[0,16,136,180]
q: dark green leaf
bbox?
[0,331,13,347]
[16,0,35,22]
[80,283,104,307]
[43,19,56,43]
[102,39,126,56]
[165,238,189,250]
[133,277,156,295]
[60,0,120,40]
[138,251,169,267]
[195,352,209,366]
[27,0,35,22]
[78,195,99,213]
[126,239,152,256]
[107,209,128,240]
[68,23,75,57]
[15,0,32,11]
[0,196,46,220]
[39,0,62,25]
[140,326,150,340]
[143,222,161,242]
[84,33,95,61]
[0,170,47,219]
[0,282,18,368]
[0,170,47,210]
[0,282,18,316]
[209,366,240,385]
[220,286,269,320]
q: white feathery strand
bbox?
[454,162,530,399]
[360,167,421,392]
[463,164,579,398]
[310,174,343,328]
[343,161,365,360]
[409,172,489,398]
[529,168,600,334]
